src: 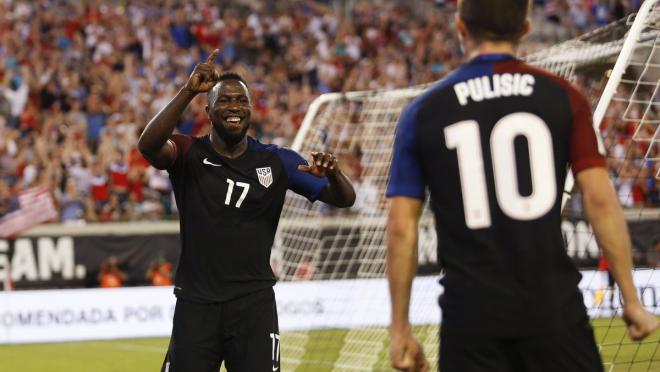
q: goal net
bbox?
[273,1,660,371]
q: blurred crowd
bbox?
[0,0,655,224]
[536,0,646,36]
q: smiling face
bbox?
[207,79,252,146]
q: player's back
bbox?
[389,54,604,336]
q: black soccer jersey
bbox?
[167,134,328,302]
[387,54,606,336]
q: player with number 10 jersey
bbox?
[386,2,656,371]
[389,52,603,335]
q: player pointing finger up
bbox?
[184,49,221,93]
[138,48,356,372]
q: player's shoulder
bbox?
[170,133,206,146]
[498,59,585,98]
[412,57,500,108]
[401,66,476,125]
[170,133,193,143]
[248,136,284,154]
[169,133,204,159]
[248,136,306,164]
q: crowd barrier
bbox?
[1,271,658,344]
[0,218,656,289]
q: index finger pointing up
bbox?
[206,49,220,64]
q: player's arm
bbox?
[138,49,220,169]
[568,87,658,340]
[297,152,356,208]
[577,168,658,340]
[384,101,428,371]
[387,197,428,372]
[387,197,421,333]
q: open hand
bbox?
[184,49,220,93]
[298,152,339,178]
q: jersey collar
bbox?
[469,54,517,63]
[201,134,254,160]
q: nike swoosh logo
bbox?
[203,158,222,167]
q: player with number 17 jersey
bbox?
[139,50,355,372]
[387,54,605,335]
[167,133,327,302]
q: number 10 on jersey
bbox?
[444,112,557,229]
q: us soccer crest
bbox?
[256,167,273,188]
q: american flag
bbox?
[0,186,57,239]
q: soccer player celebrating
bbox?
[386,1,658,371]
[138,49,355,372]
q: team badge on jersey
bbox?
[256,167,273,188]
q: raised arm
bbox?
[138,49,220,169]
[577,167,658,340]
[298,152,356,208]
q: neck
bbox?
[466,40,517,60]
[209,128,248,158]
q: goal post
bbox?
[275,2,660,371]
[524,0,660,208]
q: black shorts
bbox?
[440,321,603,372]
[161,287,280,372]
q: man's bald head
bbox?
[208,72,250,107]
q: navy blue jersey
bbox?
[387,54,605,335]
[168,134,328,302]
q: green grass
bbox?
[2,319,658,371]
[0,337,168,372]
[593,317,660,372]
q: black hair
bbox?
[207,71,250,107]
[459,0,530,43]
[218,71,248,85]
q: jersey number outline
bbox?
[225,179,250,208]
[270,332,280,370]
[444,112,557,229]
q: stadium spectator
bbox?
[146,256,174,286]
[0,178,15,218]
[0,0,654,223]
[293,254,316,280]
[0,68,29,128]
[97,255,127,288]
[57,178,86,223]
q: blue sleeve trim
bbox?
[386,100,425,200]
[386,62,494,200]
[276,147,329,202]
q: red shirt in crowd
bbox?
[90,174,109,202]
[100,270,124,288]
[109,162,129,192]
[148,262,174,286]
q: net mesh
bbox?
[274,3,660,371]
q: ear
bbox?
[521,19,532,38]
[455,15,469,41]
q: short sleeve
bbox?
[568,91,606,175]
[386,103,425,199]
[167,134,193,174]
[276,148,329,202]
